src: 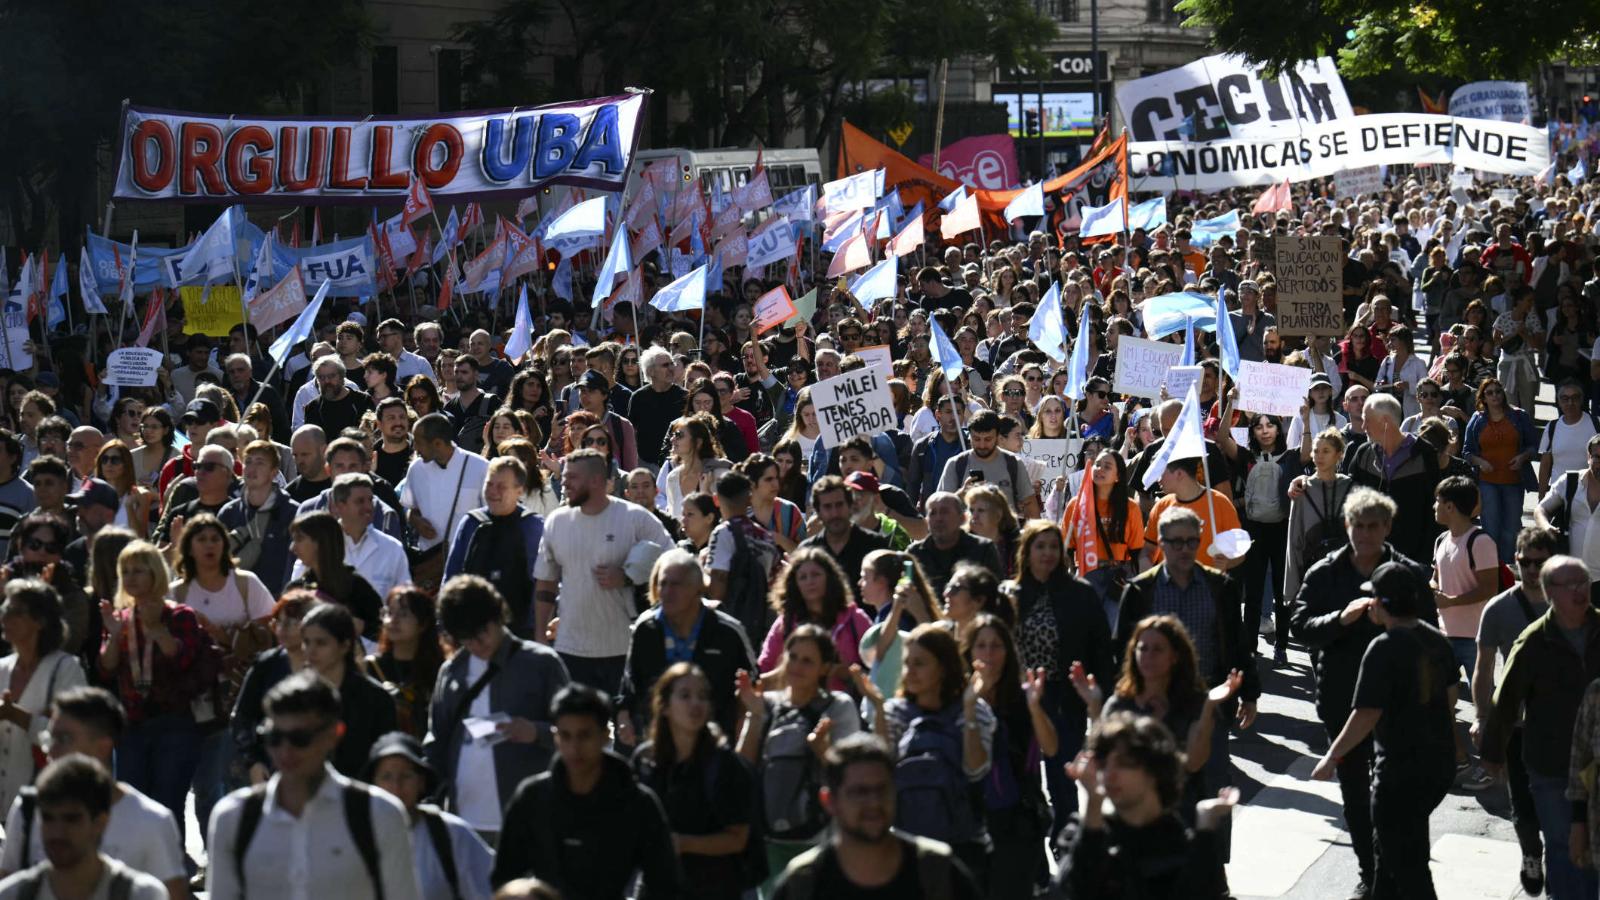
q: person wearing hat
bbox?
[569,368,638,472]
[1311,559,1458,899]
[156,398,225,501]
[1286,371,1349,454]
[843,470,910,551]
[172,334,221,408]
[366,732,494,900]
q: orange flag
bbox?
[837,121,961,213]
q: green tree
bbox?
[0,0,371,251]
[1177,0,1600,79]
[454,0,1050,150]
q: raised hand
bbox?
[1208,668,1244,705]
[965,659,990,705]
[1023,667,1049,709]
[98,600,120,636]
[850,664,884,707]
[734,669,763,714]
[807,716,834,758]
[1068,660,1102,709]
[1196,786,1241,831]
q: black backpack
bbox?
[1300,480,1349,562]
[415,804,463,900]
[233,781,384,899]
[722,521,778,648]
[1550,470,1584,553]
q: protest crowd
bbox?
[1,81,1600,900]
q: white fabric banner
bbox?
[1117,54,1354,142]
[1129,113,1551,191]
[1449,81,1532,123]
[115,94,647,202]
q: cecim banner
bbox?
[916,135,1020,190]
[1117,53,1354,142]
[1129,113,1550,191]
[114,92,648,202]
[1448,81,1532,123]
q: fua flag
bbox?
[1003,182,1044,223]
[178,206,241,284]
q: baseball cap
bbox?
[362,732,438,795]
[843,470,880,494]
[34,372,60,390]
[347,311,368,327]
[1361,562,1428,617]
[67,478,119,513]
[1309,372,1332,388]
[578,369,609,393]
[181,398,222,426]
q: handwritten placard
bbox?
[1164,365,1203,400]
[1235,360,1312,416]
[1020,437,1083,483]
[813,367,897,448]
[105,347,164,387]
[1113,336,1183,400]
[0,312,31,371]
[1272,235,1343,337]
[752,286,797,335]
[854,344,894,375]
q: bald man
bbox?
[66,427,105,482]
[468,329,516,396]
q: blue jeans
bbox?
[192,728,238,848]
[116,714,204,844]
[1478,481,1525,565]
[1449,637,1477,683]
[1529,772,1600,900]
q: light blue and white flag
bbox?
[268,279,331,367]
[1127,197,1168,231]
[773,185,816,223]
[543,196,607,242]
[177,206,242,284]
[938,185,969,213]
[1080,199,1126,238]
[591,227,632,308]
[930,318,964,381]
[1028,281,1069,363]
[1189,210,1240,248]
[1004,182,1044,223]
[79,247,106,315]
[649,264,708,313]
[504,285,534,362]
[1214,286,1241,380]
[849,257,897,306]
[1062,302,1093,400]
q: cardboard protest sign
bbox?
[0,312,32,371]
[1334,165,1383,198]
[813,368,896,448]
[1021,437,1085,483]
[1272,236,1343,336]
[105,348,164,387]
[752,286,797,335]
[854,345,894,374]
[179,285,244,337]
[1164,365,1203,400]
[1236,360,1312,416]
[1113,336,1184,399]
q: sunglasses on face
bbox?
[1160,537,1201,550]
[258,723,328,749]
[1089,390,1109,399]
[581,437,610,448]
[196,461,229,474]
[1002,389,1024,398]
[24,538,62,555]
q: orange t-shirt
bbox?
[1477,418,1521,485]
[1063,494,1146,569]
[1143,489,1243,565]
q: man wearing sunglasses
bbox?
[0,687,186,899]
[1537,381,1600,498]
[153,445,238,547]
[209,671,420,899]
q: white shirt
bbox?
[206,765,420,900]
[174,571,275,627]
[399,449,490,553]
[342,527,410,601]
[451,654,502,833]
[1541,471,1600,578]
[1286,409,1348,451]
[1376,352,1431,418]
[0,653,86,817]
[411,808,494,900]
[1,782,183,883]
[534,497,673,658]
[1541,415,1600,487]
[394,351,435,385]
[0,856,167,900]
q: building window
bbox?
[372,46,398,114]
[1147,0,1181,23]
[436,48,463,113]
[1051,0,1080,22]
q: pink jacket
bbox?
[757,606,874,680]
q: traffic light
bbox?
[1024,109,1040,137]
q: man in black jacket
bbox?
[1346,392,1441,565]
[908,493,1002,595]
[616,548,755,746]
[1290,487,1431,900]
[628,347,687,468]
[491,684,681,898]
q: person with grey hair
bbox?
[616,547,755,745]
[65,426,104,483]
[627,346,687,469]
[223,351,290,441]
[1290,486,1431,897]
[1482,554,1600,900]
[304,354,374,439]
[813,348,842,383]
[1229,279,1275,363]
[907,491,1002,595]
[1347,391,1442,565]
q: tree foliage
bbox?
[454,0,1052,149]
[1177,0,1600,80]
[0,0,371,250]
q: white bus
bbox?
[626,147,821,207]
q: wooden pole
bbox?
[932,59,951,171]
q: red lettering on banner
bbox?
[368,126,409,190]
[178,122,226,196]
[225,125,274,195]
[130,120,175,193]
[413,124,463,189]
[328,127,367,190]
[277,126,329,192]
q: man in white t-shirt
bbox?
[0,687,184,898]
[534,449,672,692]
[1536,433,1600,578]
[401,414,490,590]
[1538,382,1600,496]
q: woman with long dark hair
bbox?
[1221,412,1296,661]
[505,367,555,438]
[772,440,810,512]
[1062,449,1146,624]
[678,492,721,562]
[658,414,732,515]
[403,374,443,420]
[684,377,749,461]
[739,453,803,552]
[367,586,446,739]
[634,663,758,900]
[94,441,155,538]
[962,614,1055,900]
[297,602,397,776]
[1284,428,1354,606]
[755,548,872,690]
[856,550,941,707]
[3,511,91,659]
[132,408,179,490]
[285,511,383,641]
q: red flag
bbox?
[27,251,46,323]
[403,174,435,227]
[370,224,398,292]
[406,229,431,277]
[436,260,458,311]
[735,148,774,212]
[1252,180,1292,214]
[311,208,323,246]
[289,220,303,249]
[1418,87,1447,115]
[1072,483,1102,570]
[135,287,167,348]
[459,202,484,243]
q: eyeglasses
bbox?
[102,456,127,466]
[1483,389,1505,398]
[1160,537,1201,550]
[258,723,329,749]
[23,538,62,555]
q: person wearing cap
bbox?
[1229,281,1276,364]
[1311,560,1458,900]
[156,398,225,501]
[843,470,911,551]
[304,356,375,442]
[172,334,221,408]
[1479,554,1600,900]
[570,368,638,472]
[366,732,494,900]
